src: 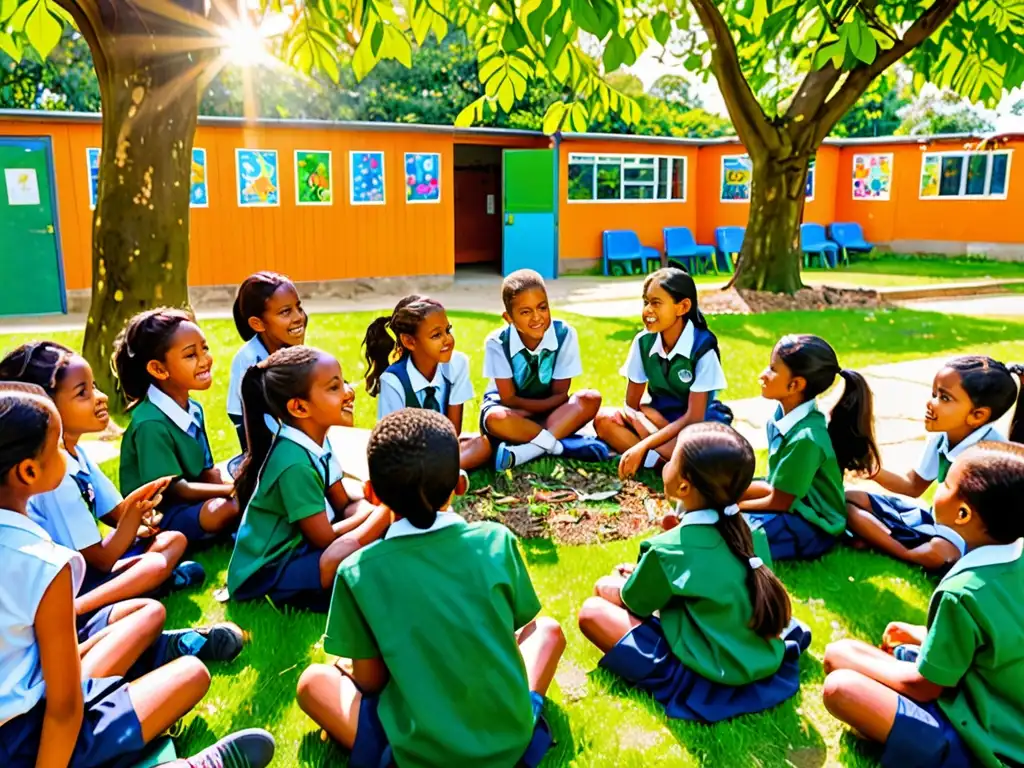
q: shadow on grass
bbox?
[523,537,560,566]
[299,727,346,766]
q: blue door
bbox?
[502,149,557,278]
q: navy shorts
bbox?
[647,395,734,426]
[479,392,559,439]
[231,542,330,613]
[745,512,837,561]
[160,500,209,544]
[599,617,803,723]
[864,494,966,556]
[76,605,113,644]
[880,695,972,768]
[0,676,145,767]
[350,692,553,768]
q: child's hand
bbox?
[614,562,635,578]
[618,445,645,480]
[122,477,172,522]
[881,621,922,652]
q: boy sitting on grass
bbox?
[296,408,565,768]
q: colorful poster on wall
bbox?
[350,151,385,205]
[405,152,440,203]
[236,149,280,207]
[805,157,816,200]
[5,168,41,206]
[190,148,208,208]
[853,153,893,200]
[919,155,940,198]
[721,155,752,201]
[86,147,100,209]
[295,150,332,205]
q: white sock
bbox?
[531,429,563,455]
[507,442,547,466]
[643,450,661,468]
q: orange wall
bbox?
[558,138,699,260]
[834,138,1024,245]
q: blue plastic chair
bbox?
[829,222,872,266]
[663,227,717,274]
[714,226,745,274]
[800,223,839,269]
[602,230,660,276]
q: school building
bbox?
[1,108,1021,316]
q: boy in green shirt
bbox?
[296,409,565,768]
[823,442,1024,768]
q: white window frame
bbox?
[919,150,1012,200]
[566,153,687,203]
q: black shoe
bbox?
[180,728,275,768]
[161,622,245,664]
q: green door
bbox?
[0,137,66,316]
[503,149,557,278]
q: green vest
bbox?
[500,320,569,399]
[638,326,721,406]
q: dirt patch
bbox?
[699,286,886,315]
[458,465,670,545]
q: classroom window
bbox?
[567,154,687,202]
[920,150,1012,198]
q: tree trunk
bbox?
[75,0,208,405]
[733,153,811,294]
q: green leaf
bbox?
[544,5,567,37]
[684,53,702,71]
[496,78,515,111]
[526,0,553,41]
[0,0,17,22]
[652,11,671,45]
[570,0,604,37]
[370,21,384,55]
[846,17,876,64]
[352,35,377,80]
[542,100,566,133]
[568,102,589,132]
[455,96,486,127]
[813,40,844,69]
[544,30,568,70]
[602,34,629,72]
[24,0,62,60]
[0,30,20,61]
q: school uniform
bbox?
[746,401,847,561]
[600,509,805,723]
[479,319,582,435]
[881,538,1024,768]
[227,335,270,450]
[227,423,343,613]
[862,424,1004,555]
[377,351,474,420]
[119,385,217,543]
[325,514,553,768]
[0,510,145,767]
[621,325,732,424]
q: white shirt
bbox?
[378,352,474,420]
[916,423,1005,483]
[147,384,203,435]
[621,326,728,394]
[0,509,85,726]
[385,511,463,540]
[227,336,270,417]
[482,322,583,394]
[28,443,120,551]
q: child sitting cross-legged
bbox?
[578,422,811,723]
[823,442,1024,768]
[296,408,566,767]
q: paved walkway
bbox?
[895,294,1024,317]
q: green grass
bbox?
[4,307,1024,767]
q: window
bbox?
[920,151,1012,199]
[567,154,687,202]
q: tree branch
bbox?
[785,63,842,124]
[687,0,778,154]
[813,0,963,142]
[54,0,110,86]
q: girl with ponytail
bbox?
[578,422,808,723]
[227,345,388,612]
[741,334,878,561]
[594,267,733,480]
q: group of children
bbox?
[1,263,1022,768]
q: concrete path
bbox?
[895,294,1024,317]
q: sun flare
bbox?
[220,20,273,68]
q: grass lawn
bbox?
[3,306,1024,767]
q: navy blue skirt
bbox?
[648,394,734,426]
[160,501,208,544]
[0,676,145,767]
[865,494,966,555]
[745,512,838,561]
[231,541,331,613]
[881,695,972,768]
[599,617,804,723]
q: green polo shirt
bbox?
[766,403,846,535]
[227,438,327,594]
[325,516,541,768]
[917,540,1024,768]
[119,398,210,494]
[623,510,784,686]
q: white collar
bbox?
[648,324,695,361]
[406,356,445,394]
[0,507,54,540]
[939,538,1024,586]
[937,423,999,462]
[147,385,201,434]
[679,508,719,526]
[386,511,463,540]
[508,323,559,358]
[277,423,331,460]
[770,399,818,437]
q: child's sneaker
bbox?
[495,442,516,471]
[179,728,275,768]
[892,643,921,663]
[159,623,245,664]
[170,561,206,591]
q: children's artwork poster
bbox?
[4,168,41,206]
[721,155,752,201]
[350,151,385,205]
[235,149,280,207]
[805,157,816,200]
[919,155,941,198]
[86,147,100,209]
[404,152,441,203]
[295,150,332,205]
[190,148,209,208]
[853,153,893,200]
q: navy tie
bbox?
[421,386,441,413]
[187,421,214,469]
[72,471,97,517]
